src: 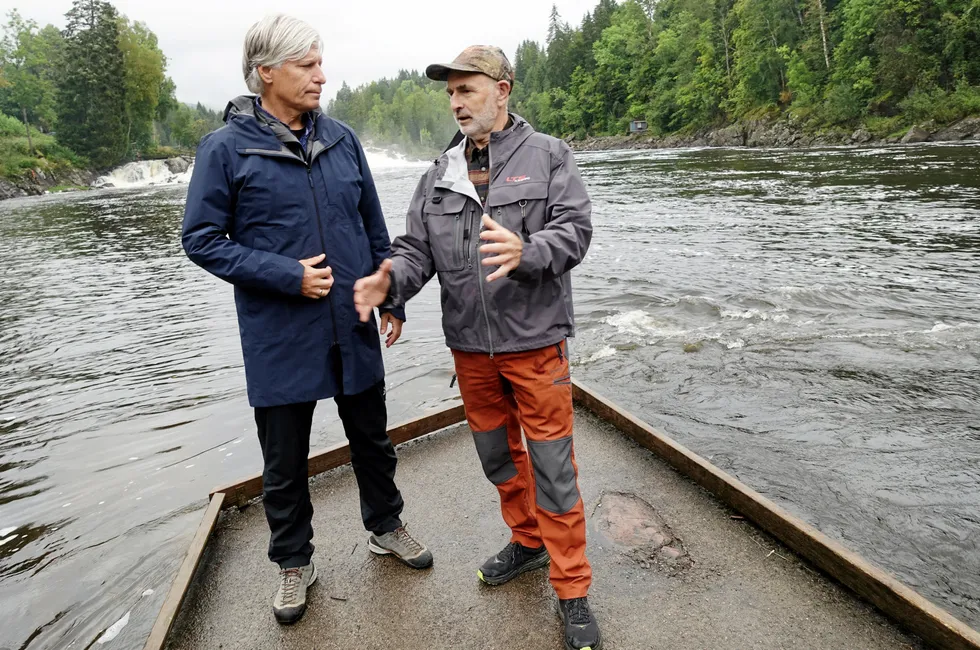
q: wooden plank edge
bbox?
[210,403,467,509]
[571,379,980,650]
[142,492,225,650]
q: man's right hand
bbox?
[353,259,393,322]
[299,254,334,299]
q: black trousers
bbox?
[254,381,404,568]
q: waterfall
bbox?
[92,149,422,190]
[93,157,195,189]
[363,148,429,171]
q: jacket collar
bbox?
[436,113,534,204]
[222,94,346,159]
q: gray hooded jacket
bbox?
[388,114,592,354]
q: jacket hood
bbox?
[220,94,344,152]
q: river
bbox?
[0,144,978,648]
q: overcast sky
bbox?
[0,0,600,110]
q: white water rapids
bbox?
[92,149,426,189]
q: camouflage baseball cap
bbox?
[425,45,514,84]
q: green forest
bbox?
[329,0,980,151]
[3,0,979,181]
[327,73,457,156]
[0,0,221,180]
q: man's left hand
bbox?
[380,312,404,348]
[479,214,523,282]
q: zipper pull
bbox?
[307,167,313,187]
[449,374,457,388]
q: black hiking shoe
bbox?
[558,597,602,650]
[477,541,550,586]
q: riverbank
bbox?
[0,113,94,199]
[0,155,195,199]
[0,166,97,200]
[569,116,980,151]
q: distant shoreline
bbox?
[567,117,980,152]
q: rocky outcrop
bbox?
[932,117,980,141]
[850,128,873,144]
[902,125,932,144]
[706,124,745,147]
[568,116,980,152]
[0,166,97,200]
[163,156,192,174]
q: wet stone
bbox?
[592,491,692,573]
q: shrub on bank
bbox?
[0,112,87,180]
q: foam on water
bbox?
[604,310,686,339]
[586,346,618,363]
[97,610,130,644]
[364,148,429,171]
[925,321,980,334]
[720,308,790,322]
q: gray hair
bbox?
[242,14,323,94]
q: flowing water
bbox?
[0,145,978,648]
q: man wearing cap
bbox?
[354,46,600,650]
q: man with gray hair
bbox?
[355,46,601,650]
[182,14,432,626]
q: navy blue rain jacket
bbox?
[182,95,403,407]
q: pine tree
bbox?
[56,0,127,168]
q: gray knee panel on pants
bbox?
[527,436,580,514]
[472,426,518,485]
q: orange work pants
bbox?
[452,340,591,599]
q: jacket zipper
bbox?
[307,165,341,347]
[476,145,495,358]
[453,214,462,268]
[463,207,472,266]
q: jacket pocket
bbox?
[424,193,468,272]
[487,181,549,237]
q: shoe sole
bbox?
[558,605,602,650]
[562,634,602,650]
[273,564,318,626]
[477,552,550,586]
[367,539,434,569]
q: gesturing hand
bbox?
[380,312,404,348]
[353,258,393,323]
[479,214,523,282]
[299,254,333,299]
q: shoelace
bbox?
[279,567,303,602]
[565,597,592,626]
[500,541,521,564]
[395,527,424,554]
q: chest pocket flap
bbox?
[424,192,468,215]
[486,181,549,207]
[424,192,469,272]
[486,181,549,235]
